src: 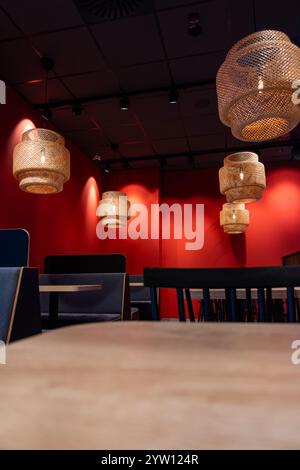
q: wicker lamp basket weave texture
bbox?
[13,128,70,194]
[219,152,266,204]
[220,203,249,234]
[216,30,300,141]
[97,191,131,228]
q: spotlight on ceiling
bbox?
[120,95,129,111]
[168,88,178,104]
[292,145,300,160]
[41,106,52,120]
[103,163,111,173]
[111,143,119,152]
[188,154,195,165]
[93,155,102,162]
[159,157,167,168]
[72,102,83,116]
[187,12,202,36]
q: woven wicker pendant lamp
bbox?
[219,152,266,203]
[217,30,300,141]
[96,191,130,228]
[13,128,70,194]
[220,203,249,234]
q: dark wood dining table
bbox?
[0,322,300,449]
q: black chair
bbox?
[39,273,131,328]
[143,266,300,323]
[44,254,126,274]
[0,267,41,342]
[129,274,158,321]
[0,229,29,267]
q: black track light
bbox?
[188,154,195,165]
[187,12,202,37]
[168,88,178,104]
[111,143,119,152]
[292,145,300,160]
[41,106,52,120]
[120,95,129,111]
[103,163,111,173]
[122,161,130,170]
[72,102,83,116]
[159,157,167,168]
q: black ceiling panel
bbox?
[62,70,120,98]
[0,0,295,169]
[118,62,171,92]
[15,78,73,104]
[0,0,83,34]
[31,28,106,76]
[0,8,21,40]
[91,14,165,66]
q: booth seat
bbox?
[0,267,41,342]
[40,273,131,328]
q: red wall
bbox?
[102,162,300,316]
[2,85,300,316]
[0,86,102,271]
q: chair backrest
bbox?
[129,274,153,320]
[0,267,41,342]
[144,266,300,322]
[0,229,29,267]
[44,254,126,274]
[39,273,130,319]
[283,251,300,265]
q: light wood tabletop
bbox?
[39,284,102,293]
[0,322,300,450]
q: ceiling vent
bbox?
[74,0,153,21]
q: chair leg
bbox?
[150,287,159,321]
[176,288,186,322]
[185,289,195,322]
[287,287,295,323]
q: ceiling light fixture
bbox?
[217,30,300,141]
[187,12,202,37]
[13,128,70,194]
[120,95,129,111]
[96,191,131,228]
[103,163,111,173]
[168,88,178,104]
[41,106,52,120]
[219,152,266,203]
[292,145,300,160]
[159,157,167,168]
[220,203,249,234]
[72,102,83,116]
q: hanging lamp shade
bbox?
[216,30,300,141]
[220,203,249,234]
[96,191,130,228]
[13,128,70,194]
[219,152,266,204]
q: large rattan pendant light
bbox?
[13,128,70,194]
[97,191,130,228]
[219,152,266,203]
[13,57,70,194]
[216,30,300,141]
[220,203,249,234]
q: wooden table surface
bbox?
[0,322,300,450]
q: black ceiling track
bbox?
[34,79,215,110]
[98,139,298,166]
